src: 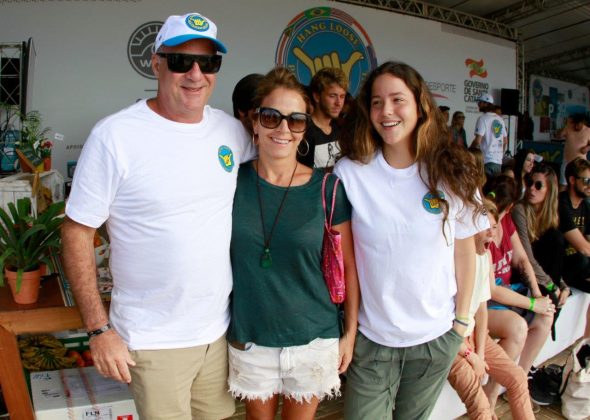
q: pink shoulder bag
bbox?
[321,174,345,304]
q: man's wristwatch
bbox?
[87,323,111,338]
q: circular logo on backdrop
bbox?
[127,21,163,79]
[186,14,210,32]
[275,7,377,96]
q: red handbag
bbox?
[321,174,345,304]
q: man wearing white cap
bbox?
[62,12,254,419]
[472,93,508,177]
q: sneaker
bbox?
[530,398,540,414]
[527,366,539,380]
[529,377,555,406]
[528,365,562,406]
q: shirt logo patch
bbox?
[422,191,445,214]
[218,146,234,172]
[492,120,503,138]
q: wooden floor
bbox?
[228,344,577,420]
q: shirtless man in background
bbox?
[558,114,590,190]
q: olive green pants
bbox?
[344,328,463,420]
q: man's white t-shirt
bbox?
[334,152,486,347]
[66,100,255,350]
[475,112,507,165]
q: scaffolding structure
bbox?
[0,42,24,110]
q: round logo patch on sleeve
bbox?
[218,146,235,172]
[422,191,445,214]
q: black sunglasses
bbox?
[157,53,222,74]
[525,179,544,191]
[256,107,309,133]
[577,176,590,186]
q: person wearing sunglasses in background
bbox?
[62,13,255,419]
[512,164,570,305]
[227,67,359,419]
[559,158,590,339]
[449,111,467,148]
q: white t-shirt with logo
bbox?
[66,100,255,350]
[334,152,486,347]
[475,112,507,164]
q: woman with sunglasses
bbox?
[450,111,467,147]
[226,67,359,420]
[482,175,555,409]
[512,164,570,306]
[334,61,485,419]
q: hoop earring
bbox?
[252,133,258,146]
[297,139,310,156]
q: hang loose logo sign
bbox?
[276,7,377,96]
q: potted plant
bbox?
[0,197,64,304]
[15,110,50,173]
[39,139,53,170]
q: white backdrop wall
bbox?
[0,0,517,176]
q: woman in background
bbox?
[450,111,468,147]
[512,163,570,305]
[513,149,537,198]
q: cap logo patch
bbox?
[186,14,210,32]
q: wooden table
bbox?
[0,276,83,420]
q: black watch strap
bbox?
[87,323,111,338]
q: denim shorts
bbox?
[228,338,340,403]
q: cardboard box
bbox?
[52,329,90,351]
[0,169,64,215]
[31,367,138,420]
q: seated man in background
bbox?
[557,114,590,190]
[559,158,590,338]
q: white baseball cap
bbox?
[154,13,227,54]
[477,93,494,105]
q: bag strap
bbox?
[322,173,340,229]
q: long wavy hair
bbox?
[521,163,559,242]
[513,148,535,195]
[340,61,483,223]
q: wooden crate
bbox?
[0,170,64,215]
